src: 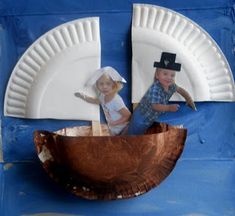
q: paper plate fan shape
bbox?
[132,4,235,103]
[34,123,186,200]
[4,17,101,120]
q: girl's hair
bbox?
[95,74,123,94]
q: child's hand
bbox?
[186,101,197,111]
[74,91,85,99]
[74,92,99,104]
[168,104,180,112]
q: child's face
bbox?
[155,69,176,88]
[96,75,115,95]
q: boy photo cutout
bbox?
[128,52,196,135]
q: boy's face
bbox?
[155,69,176,88]
[96,75,115,95]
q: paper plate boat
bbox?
[34,123,187,200]
[4,4,234,200]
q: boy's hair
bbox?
[154,68,176,81]
[95,74,123,93]
[154,68,160,81]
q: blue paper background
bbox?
[0,0,235,215]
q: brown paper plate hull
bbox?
[34,123,187,200]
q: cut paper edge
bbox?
[132,4,235,102]
[4,17,101,120]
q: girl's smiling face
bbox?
[155,69,176,89]
[96,75,115,95]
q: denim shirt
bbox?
[138,80,177,124]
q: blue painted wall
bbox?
[0,1,235,215]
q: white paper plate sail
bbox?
[4,17,101,120]
[132,4,235,102]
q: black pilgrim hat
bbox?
[154,52,181,71]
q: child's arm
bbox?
[74,92,100,104]
[109,108,131,126]
[152,104,179,112]
[176,86,197,111]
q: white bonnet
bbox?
[85,66,126,86]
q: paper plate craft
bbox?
[7,3,228,200]
[34,122,186,200]
[132,4,235,103]
[4,17,101,121]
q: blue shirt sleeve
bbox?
[169,83,177,95]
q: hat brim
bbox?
[154,62,181,71]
